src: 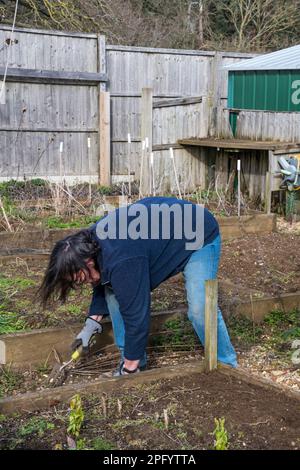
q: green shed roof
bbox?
[224,45,300,71]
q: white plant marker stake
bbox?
[145,137,151,195]
[150,152,156,196]
[56,141,64,212]
[59,141,64,181]
[0,81,6,105]
[163,409,169,430]
[139,140,145,199]
[237,159,241,218]
[127,133,131,199]
[170,147,182,199]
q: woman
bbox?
[39,197,237,375]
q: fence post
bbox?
[141,88,153,195]
[208,52,223,138]
[98,35,111,186]
[265,171,271,215]
[99,91,111,186]
[205,279,218,372]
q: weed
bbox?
[91,437,116,450]
[45,215,99,229]
[19,417,55,437]
[228,309,300,358]
[0,365,24,397]
[151,420,166,430]
[152,316,196,351]
[111,418,151,430]
[65,304,82,316]
[176,430,188,441]
[151,299,172,311]
[75,438,89,450]
[98,185,113,196]
[227,315,263,346]
[213,418,229,450]
[15,299,31,309]
[0,311,26,334]
[0,275,36,297]
[0,179,46,197]
[67,394,84,438]
[35,363,51,375]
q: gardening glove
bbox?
[71,317,103,356]
[112,361,140,377]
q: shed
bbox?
[225,45,300,113]
[223,46,300,216]
[179,46,300,211]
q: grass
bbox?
[228,309,300,358]
[0,311,27,334]
[0,179,46,197]
[57,303,85,316]
[19,417,55,438]
[0,275,36,293]
[152,315,197,351]
[44,214,99,229]
[0,366,24,398]
[0,275,37,334]
[90,437,116,450]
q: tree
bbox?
[0,0,300,51]
[219,0,300,50]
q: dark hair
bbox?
[39,229,100,307]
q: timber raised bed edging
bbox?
[0,214,276,252]
[0,309,187,369]
[0,362,299,416]
[1,291,299,370]
[233,291,300,323]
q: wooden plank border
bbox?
[0,309,187,368]
[0,361,205,415]
[153,96,202,108]
[1,361,299,415]
[0,214,277,252]
[0,25,98,39]
[0,67,107,85]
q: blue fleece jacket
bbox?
[88,197,219,361]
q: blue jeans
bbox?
[183,234,237,367]
[105,234,237,368]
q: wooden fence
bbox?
[0,26,106,183]
[3,25,298,196]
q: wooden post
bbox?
[99,91,111,186]
[265,171,271,215]
[140,88,153,195]
[98,35,107,93]
[205,279,218,372]
[98,35,111,186]
[208,52,223,138]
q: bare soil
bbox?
[0,230,299,330]
[0,371,299,450]
[1,348,204,397]
[1,228,300,399]
[220,232,300,299]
